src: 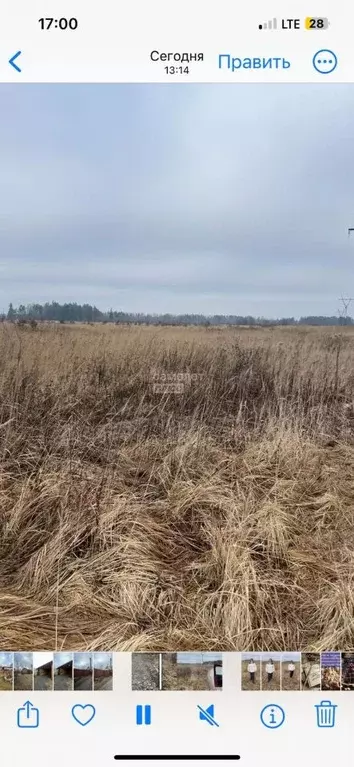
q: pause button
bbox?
[136,705,151,725]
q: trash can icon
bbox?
[315,700,337,728]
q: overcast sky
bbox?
[54,652,72,669]
[2,84,354,318]
[94,653,112,669]
[14,652,32,670]
[74,652,92,669]
[177,652,222,663]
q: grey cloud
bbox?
[1,84,354,315]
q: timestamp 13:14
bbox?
[164,66,190,75]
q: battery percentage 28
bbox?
[304,17,330,29]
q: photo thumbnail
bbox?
[132,653,222,690]
[281,653,301,691]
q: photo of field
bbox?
[2,320,354,651]
[161,653,177,690]
[261,653,281,691]
[281,653,301,691]
[162,652,222,691]
[2,83,354,652]
[13,653,33,691]
[0,652,13,691]
[241,654,261,690]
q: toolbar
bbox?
[1,0,353,82]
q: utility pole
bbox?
[338,296,354,325]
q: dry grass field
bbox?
[1,320,354,651]
[13,673,33,691]
[0,668,13,690]
[241,659,261,690]
[161,653,178,689]
[161,654,216,690]
[281,661,301,691]
[261,659,281,691]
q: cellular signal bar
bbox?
[259,17,277,29]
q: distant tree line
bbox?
[3,302,353,327]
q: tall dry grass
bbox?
[1,321,354,651]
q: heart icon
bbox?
[71,704,96,726]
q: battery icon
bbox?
[305,17,329,29]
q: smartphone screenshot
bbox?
[1,1,353,764]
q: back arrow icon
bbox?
[9,51,21,72]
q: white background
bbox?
[2,653,353,766]
[1,0,353,82]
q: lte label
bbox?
[281,18,300,29]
